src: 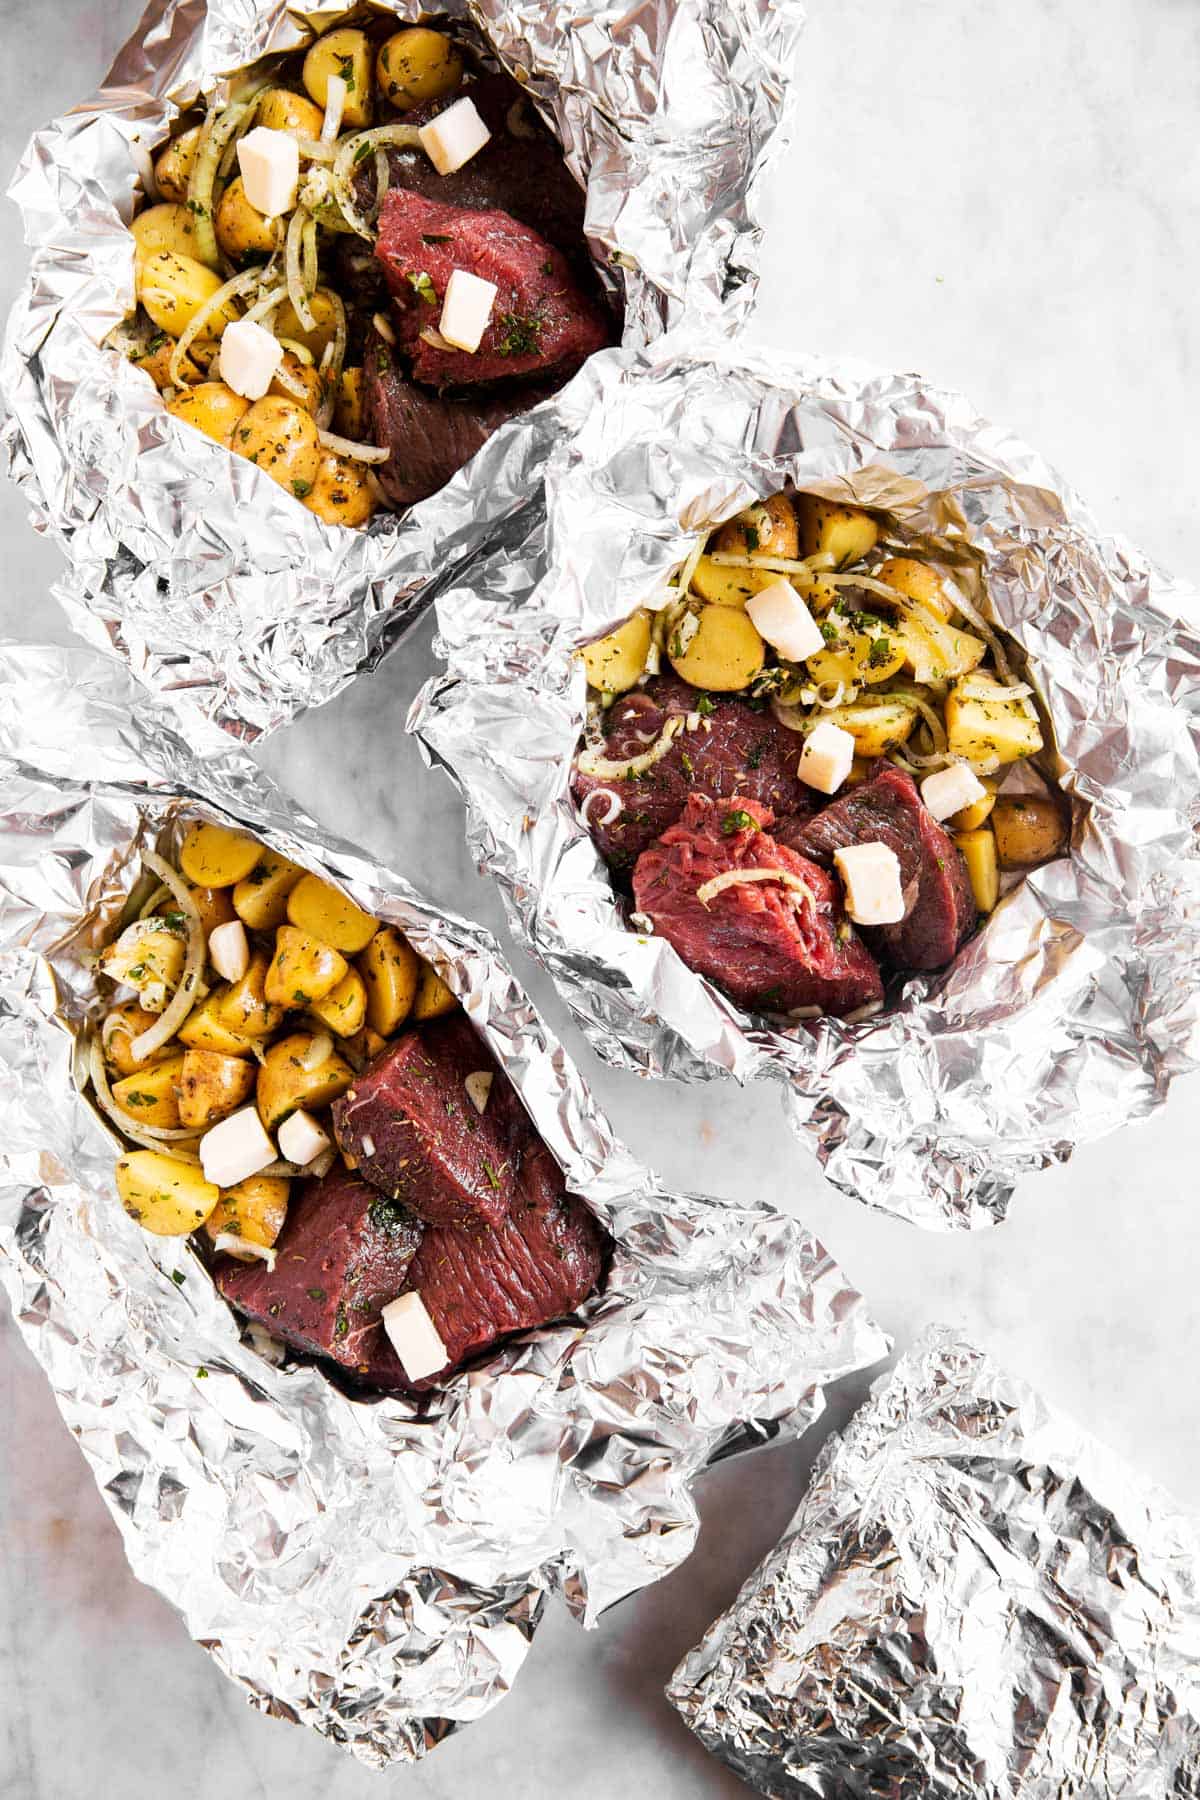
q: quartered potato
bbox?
[669,605,765,692]
[875,556,955,621]
[579,611,652,694]
[304,452,377,528]
[892,614,986,684]
[303,27,373,128]
[358,927,419,1035]
[286,874,377,953]
[167,382,250,447]
[794,496,879,568]
[214,951,286,1039]
[131,202,201,260]
[231,396,322,497]
[805,620,904,689]
[178,990,260,1056]
[412,961,458,1022]
[232,851,304,931]
[710,493,798,562]
[817,698,919,758]
[256,87,326,140]
[205,1174,290,1249]
[115,1150,219,1236]
[309,968,367,1037]
[265,925,348,1008]
[178,1048,256,1131]
[256,1031,354,1130]
[945,674,1044,766]
[111,1055,186,1130]
[271,352,323,415]
[953,826,1000,913]
[991,796,1068,867]
[377,28,464,111]
[179,822,262,887]
[950,780,996,832]
[153,123,203,203]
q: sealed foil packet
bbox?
[410,331,1200,1230]
[668,1326,1200,1798]
[0,640,886,1768]
[0,0,803,741]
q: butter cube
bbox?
[277,1108,331,1168]
[919,762,987,823]
[236,126,299,217]
[418,96,491,176]
[797,719,855,795]
[833,841,906,926]
[381,1291,448,1382]
[199,1105,275,1189]
[438,268,497,353]
[745,579,825,662]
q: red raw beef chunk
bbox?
[332,1014,531,1229]
[215,1166,423,1370]
[782,762,975,970]
[375,188,610,389]
[632,792,883,1018]
[572,675,818,871]
[360,1143,607,1391]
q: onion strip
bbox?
[575,716,683,780]
[128,850,205,1063]
[321,74,347,142]
[166,266,261,389]
[696,868,816,909]
[579,787,623,827]
[186,85,268,268]
[241,280,287,325]
[317,427,389,464]
[285,207,317,332]
[331,124,423,238]
[942,585,1016,685]
[87,1038,200,1150]
[315,290,347,429]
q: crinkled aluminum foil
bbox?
[410,330,1200,1230]
[668,1325,1200,1797]
[0,0,804,740]
[0,639,886,1768]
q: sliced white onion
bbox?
[941,586,1016,685]
[241,280,287,326]
[128,849,205,1063]
[294,134,338,164]
[317,428,389,464]
[371,310,396,345]
[276,334,313,364]
[575,716,683,780]
[579,787,623,827]
[332,124,422,238]
[695,868,816,909]
[212,1232,278,1269]
[315,290,347,429]
[271,360,309,400]
[136,881,171,919]
[301,212,319,297]
[285,207,317,332]
[321,74,347,142]
[166,265,262,389]
[843,999,884,1025]
[955,674,1034,702]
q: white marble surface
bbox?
[2,1,1199,1794]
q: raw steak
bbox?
[782,762,975,970]
[215,1166,423,1370]
[375,187,610,388]
[363,333,554,507]
[573,675,819,871]
[632,792,883,1018]
[358,1143,608,1391]
[332,1014,531,1229]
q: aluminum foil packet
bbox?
[668,1325,1200,1798]
[410,330,1200,1231]
[0,0,804,741]
[0,639,886,1768]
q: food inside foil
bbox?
[116,14,616,523]
[84,817,607,1390]
[572,489,1067,1022]
[669,1326,1200,1797]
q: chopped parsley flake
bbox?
[405,270,437,305]
[496,311,544,357]
[722,809,758,836]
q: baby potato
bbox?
[179,821,262,887]
[101,918,186,1013]
[256,87,326,139]
[805,621,904,689]
[115,1149,219,1235]
[180,883,236,937]
[710,493,799,562]
[304,451,377,527]
[377,28,464,111]
[214,175,278,263]
[669,605,765,692]
[131,202,201,261]
[265,925,348,1008]
[231,395,321,497]
[214,951,286,1040]
[579,611,651,694]
[205,1173,290,1249]
[412,960,458,1022]
[178,1048,256,1131]
[334,366,365,438]
[153,123,203,203]
[178,992,258,1057]
[167,381,250,447]
[309,968,368,1037]
[689,557,779,609]
[358,927,419,1035]
[891,614,986,685]
[876,556,954,622]
[817,698,919,759]
[232,851,304,932]
[272,289,341,362]
[256,1030,354,1130]
[104,1001,177,1076]
[953,825,1000,914]
[287,874,377,954]
[111,1054,186,1130]
[795,496,879,569]
[270,352,323,414]
[128,330,203,391]
[136,249,238,341]
[303,27,373,129]
[990,796,1068,868]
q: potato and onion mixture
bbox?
[118,19,468,524]
[86,820,457,1245]
[579,491,1067,914]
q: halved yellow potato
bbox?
[272,289,343,362]
[669,605,765,691]
[816,698,919,758]
[178,1048,256,1131]
[136,250,238,341]
[990,796,1068,868]
[579,611,652,693]
[256,87,325,140]
[286,874,377,954]
[794,496,878,568]
[115,1150,219,1235]
[945,674,1044,766]
[710,493,798,562]
[111,1055,186,1130]
[131,202,201,260]
[153,124,203,204]
[100,919,186,1013]
[256,1031,354,1130]
[805,623,904,689]
[953,826,999,913]
[303,27,372,129]
[265,925,348,1008]
[689,557,779,609]
[232,851,304,931]
[875,556,955,621]
[179,822,262,888]
[167,381,250,448]
[949,782,996,832]
[308,968,368,1037]
[205,1174,290,1249]
[412,961,458,1022]
[358,927,420,1035]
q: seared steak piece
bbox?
[363,334,554,508]
[358,1143,608,1391]
[215,1166,423,1371]
[333,1014,530,1229]
[573,675,819,871]
[375,188,611,389]
[782,762,975,970]
[632,792,883,1018]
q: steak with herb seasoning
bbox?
[781,762,976,970]
[356,1143,608,1391]
[572,674,819,871]
[332,1014,531,1229]
[375,187,611,389]
[214,1166,423,1372]
[632,792,883,1018]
